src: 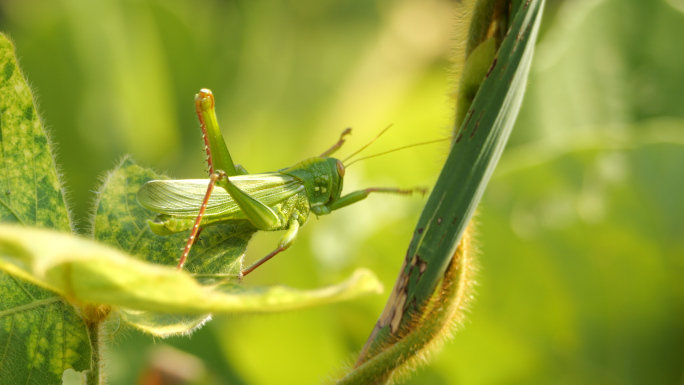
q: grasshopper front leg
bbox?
[326,187,428,213]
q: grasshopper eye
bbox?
[336,160,345,177]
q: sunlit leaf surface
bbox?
[0,33,89,385]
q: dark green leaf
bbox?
[357,0,545,364]
[0,34,71,232]
[90,156,250,335]
[405,0,544,327]
[0,33,89,384]
[0,272,91,385]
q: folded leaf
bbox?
[0,224,382,314]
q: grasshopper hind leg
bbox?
[177,170,228,270]
[192,226,205,245]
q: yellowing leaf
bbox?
[0,224,382,315]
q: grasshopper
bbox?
[137,89,427,276]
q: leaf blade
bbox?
[0,223,383,315]
[0,33,71,232]
[0,32,89,384]
[0,271,91,385]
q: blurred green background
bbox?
[2,0,683,383]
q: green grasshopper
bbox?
[137,89,427,276]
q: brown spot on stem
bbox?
[470,111,484,139]
[486,57,498,78]
[378,270,410,333]
[499,64,508,79]
[419,260,427,274]
[464,109,475,128]
[390,291,407,332]
[415,254,428,277]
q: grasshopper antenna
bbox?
[341,124,394,163]
[344,137,450,167]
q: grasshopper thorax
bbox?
[280,157,344,215]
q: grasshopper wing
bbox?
[137,173,304,219]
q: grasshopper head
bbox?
[327,158,345,202]
[306,158,344,216]
[280,157,344,215]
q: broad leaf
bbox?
[0,223,383,315]
[0,33,91,384]
[0,272,91,385]
[0,35,71,232]
[90,157,253,277]
[91,157,233,335]
[89,158,384,336]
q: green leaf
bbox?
[90,156,249,335]
[0,33,90,384]
[0,34,71,233]
[408,0,545,328]
[90,157,252,277]
[86,157,383,336]
[116,309,210,338]
[355,0,545,368]
[0,271,91,385]
[0,223,383,315]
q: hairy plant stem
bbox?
[341,227,474,384]
[86,320,102,385]
[83,304,110,385]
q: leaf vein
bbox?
[0,296,61,319]
[124,175,142,233]
[10,274,36,301]
[106,213,127,251]
[127,226,148,256]
[0,313,15,374]
[0,196,26,225]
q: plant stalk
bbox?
[86,320,102,385]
